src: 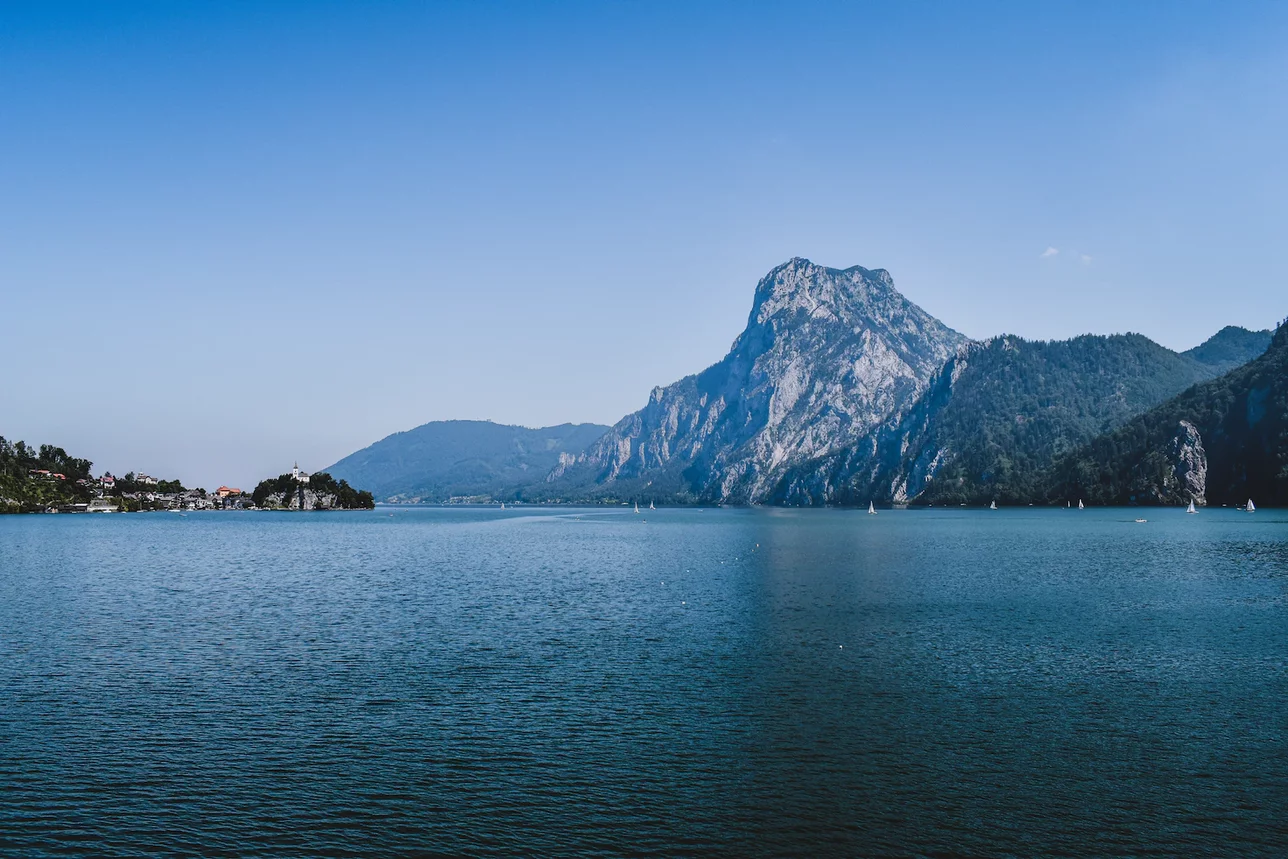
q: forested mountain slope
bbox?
[1050,320,1288,506]
[772,331,1247,506]
[1182,325,1272,375]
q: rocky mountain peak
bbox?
[543,258,968,503]
[748,258,897,330]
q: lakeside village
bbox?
[1,438,374,514]
[35,470,254,514]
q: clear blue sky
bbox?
[4,1,1288,489]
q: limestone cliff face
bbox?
[543,258,967,503]
[1167,421,1208,504]
[1114,420,1211,506]
[259,488,350,510]
[770,340,976,506]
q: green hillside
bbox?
[0,438,93,513]
[1052,320,1288,506]
[1182,325,1273,375]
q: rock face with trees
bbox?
[251,471,375,510]
[770,328,1269,506]
[1049,320,1288,507]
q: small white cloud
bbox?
[1079,254,1092,265]
[1040,246,1059,258]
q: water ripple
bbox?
[2,507,1287,856]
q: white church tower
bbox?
[292,461,310,484]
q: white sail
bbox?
[1078,499,1084,510]
[1187,500,1197,514]
[634,502,640,514]
[1247,499,1256,512]
[868,501,876,515]
[990,501,997,510]
[649,501,655,510]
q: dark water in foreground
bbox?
[2,506,1286,857]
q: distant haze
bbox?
[3,3,1288,489]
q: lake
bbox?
[2,506,1286,856]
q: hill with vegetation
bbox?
[323,420,610,502]
[252,471,375,510]
[772,331,1251,506]
[1182,325,1273,375]
[0,438,94,512]
[1050,320,1288,506]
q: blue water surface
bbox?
[1,506,1286,857]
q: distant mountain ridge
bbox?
[531,258,967,503]
[323,420,609,502]
[1182,325,1273,375]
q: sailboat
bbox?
[868,501,877,515]
[649,501,655,510]
[989,501,997,510]
[1187,500,1197,514]
[634,502,640,514]
[1078,499,1085,510]
[500,502,505,510]
[1247,499,1256,513]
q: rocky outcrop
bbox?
[539,258,967,503]
[1112,421,1211,506]
[258,487,350,510]
[1167,421,1208,504]
[1112,420,1210,505]
[251,471,375,510]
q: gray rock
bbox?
[260,488,347,510]
[1167,420,1207,504]
[544,258,967,503]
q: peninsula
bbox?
[1,441,375,514]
